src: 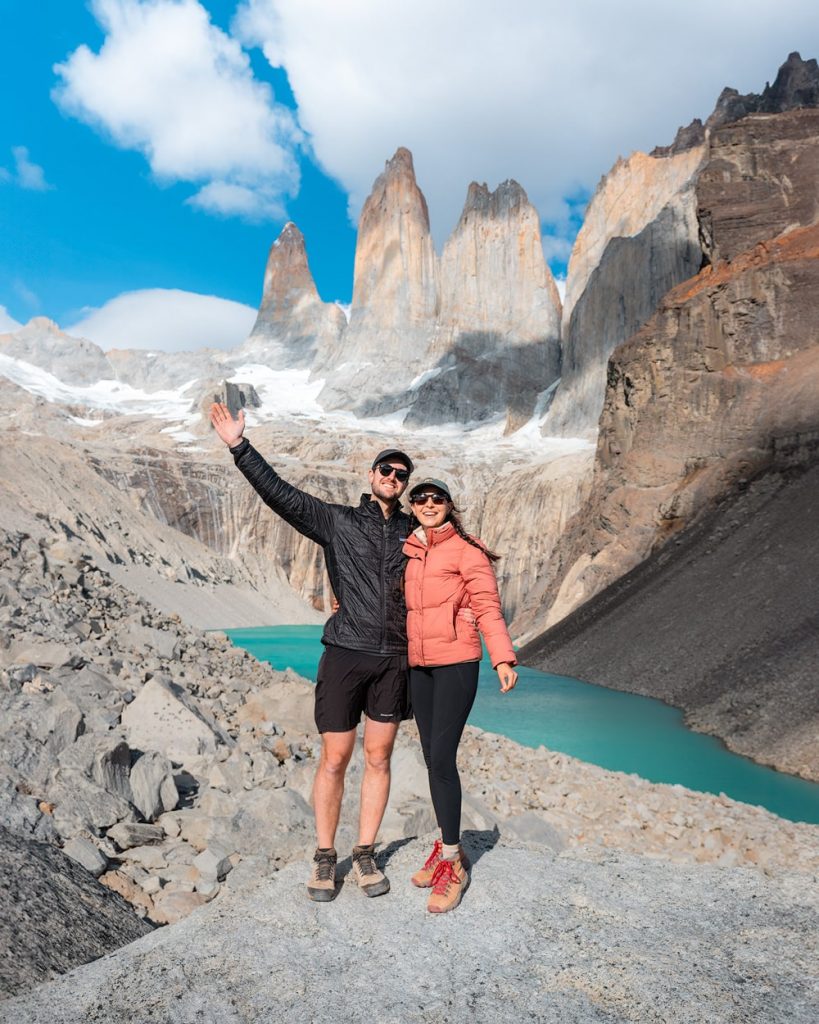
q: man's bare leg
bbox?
[357,717,400,846]
[312,729,356,849]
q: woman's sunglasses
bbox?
[410,492,448,506]
[377,462,410,482]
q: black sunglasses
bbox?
[377,462,410,482]
[410,492,448,506]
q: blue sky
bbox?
[2,1,818,350]
[1,1,356,330]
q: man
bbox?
[209,402,413,902]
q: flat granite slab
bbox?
[3,836,817,1024]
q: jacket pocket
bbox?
[427,601,457,642]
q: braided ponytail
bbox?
[449,510,501,562]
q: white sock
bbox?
[442,842,460,860]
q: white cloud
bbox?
[0,146,53,190]
[54,0,301,220]
[187,180,284,219]
[0,306,23,333]
[553,276,566,304]
[234,0,819,245]
[66,288,257,352]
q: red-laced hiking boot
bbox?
[411,840,442,887]
[411,841,471,888]
[306,848,338,902]
[427,855,469,914]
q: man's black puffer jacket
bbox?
[231,438,411,655]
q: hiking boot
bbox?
[351,844,390,897]
[427,855,469,914]
[411,840,471,888]
[307,848,338,902]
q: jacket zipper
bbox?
[379,519,387,652]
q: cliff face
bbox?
[243,222,346,369]
[698,108,819,263]
[543,146,706,438]
[541,220,819,632]
[405,180,561,431]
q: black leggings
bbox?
[410,662,479,845]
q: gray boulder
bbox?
[107,822,165,851]
[58,735,134,804]
[129,751,178,821]
[63,836,108,877]
[48,771,135,839]
[121,675,232,763]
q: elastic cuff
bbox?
[229,437,250,456]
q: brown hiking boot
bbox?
[351,844,390,897]
[427,855,469,914]
[412,841,471,888]
[307,848,338,902]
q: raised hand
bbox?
[209,402,245,448]
[497,662,518,693]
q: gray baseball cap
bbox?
[372,448,414,473]
[408,477,452,501]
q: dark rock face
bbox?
[698,108,819,263]
[0,824,152,998]
[519,452,819,781]
[553,54,819,440]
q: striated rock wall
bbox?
[544,145,706,438]
[546,53,819,442]
[698,108,819,264]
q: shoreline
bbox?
[222,625,819,826]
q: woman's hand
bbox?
[209,402,245,448]
[496,663,518,692]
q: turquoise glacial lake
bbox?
[225,624,819,826]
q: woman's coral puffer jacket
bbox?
[403,522,516,669]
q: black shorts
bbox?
[314,645,411,733]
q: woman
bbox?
[403,477,517,914]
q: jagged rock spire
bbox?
[258,222,321,320]
[245,221,346,368]
[349,147,437,325]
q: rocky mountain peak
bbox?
[12,316,63,338]
[759,51,819,112]
[243,221,345,368]
[656,51,819,156]
[258,221,319,315]
[345,145,437,325]
[458,179,529,222]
